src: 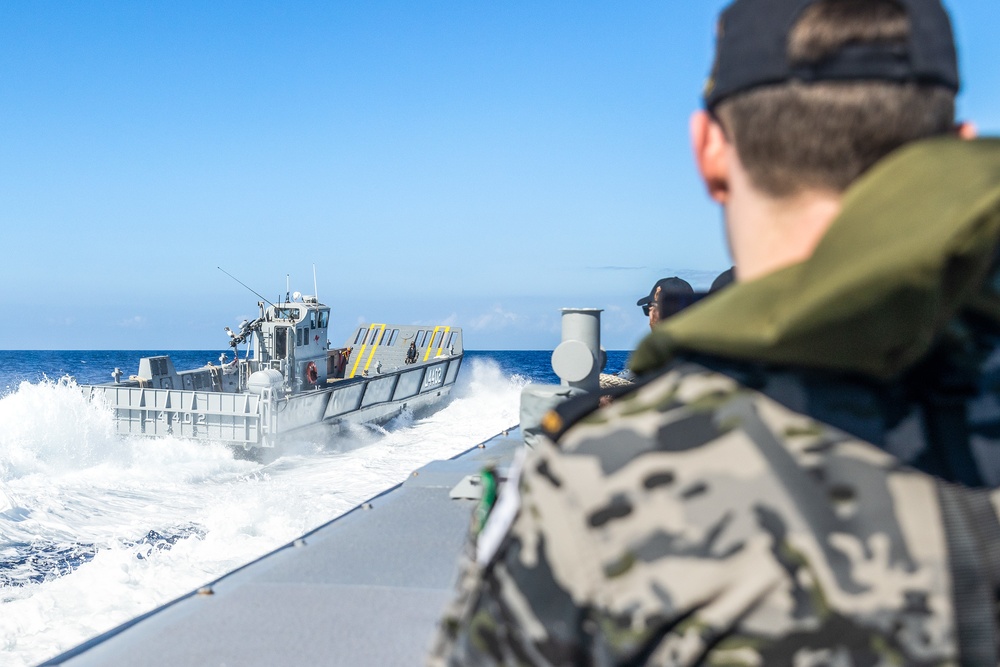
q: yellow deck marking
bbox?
[349,324,377,378]
[363,324,387,374]
[423,326,442,362]
[435,326,451,357]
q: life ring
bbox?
[305,361,319,384]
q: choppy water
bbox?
[0,349,627,666]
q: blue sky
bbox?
[1,1,997,352]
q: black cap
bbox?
[704,0,959,110]
[710,267,736,292]
[637,277,694,308]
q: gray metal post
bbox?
[551,308,605,392]
[520,307,607,447]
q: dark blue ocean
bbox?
[0,348,629,666]
[0,349,632,394]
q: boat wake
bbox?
[0,357,524,667]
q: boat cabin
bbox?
[239,295,332,391]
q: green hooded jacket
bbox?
[631,137,1000,382]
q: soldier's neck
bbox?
[725,171,842,283]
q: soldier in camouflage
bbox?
[431,0,1000,664]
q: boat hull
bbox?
[85,356,462,449]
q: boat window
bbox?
[416,330,425,346]
[388,329,399,346]
[445,332,455,349]
[431,331,442,350]
[367,329,378,345]
[354,329,365,345]
[309,312,316,329]
[296,328,302,347]
[378,328,389,345]
[275,308,300,321]
[318,310,330,329]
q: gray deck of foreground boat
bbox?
[41,429,524,667]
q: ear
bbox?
[690,110,731,204]
[648,287,662,327]
[956,121,977,140]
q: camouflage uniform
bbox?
[430,139,1000,665]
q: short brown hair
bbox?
[714,0,956,197]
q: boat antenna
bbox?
[286,274,290,303]
[313,263,318,302]
[217,267,275,308]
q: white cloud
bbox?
[118,315,147,328]
[470,305,524,331]
[599,303,648,335]
[535,314,561,335]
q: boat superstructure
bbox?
[82,294,463,449]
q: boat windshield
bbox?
[274,308,300,320]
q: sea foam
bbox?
[0,357,522,666]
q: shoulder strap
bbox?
[906,338,985,486]
[541,372,659,442]
[936,481,1000,664]
[919,391,984,486]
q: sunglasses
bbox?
[643,293,707,318]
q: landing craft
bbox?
[81,290,463,450]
